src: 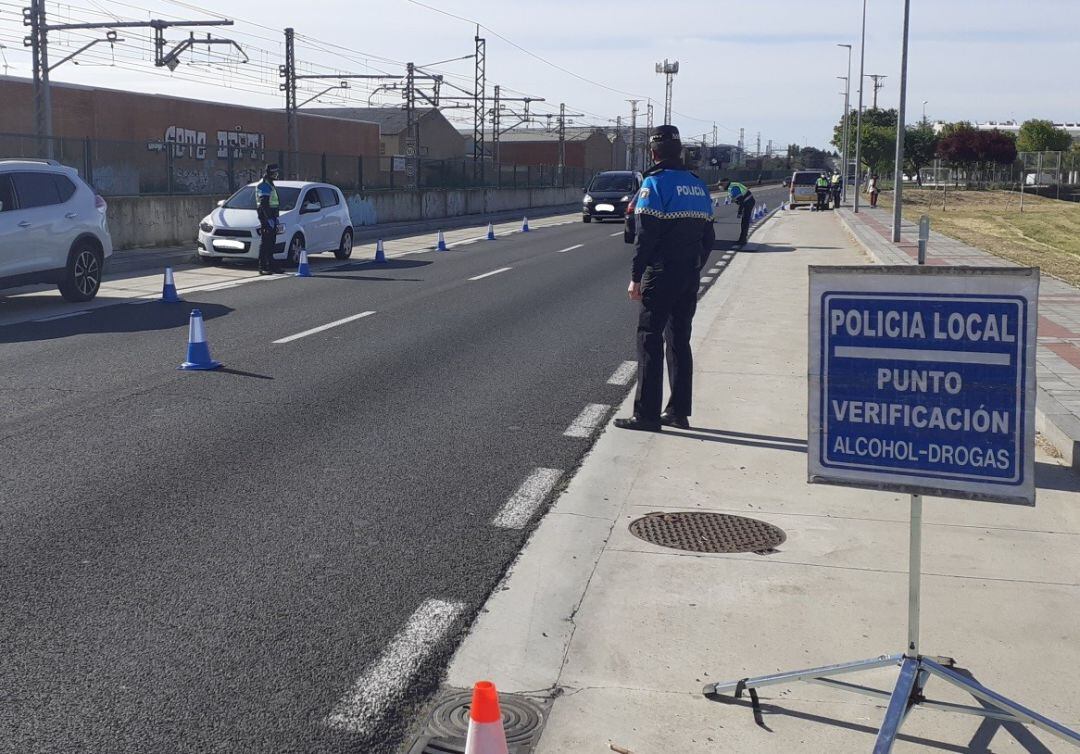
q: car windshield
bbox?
[590,174,635,193]
[223,185,302,211]
[793,173,820,186]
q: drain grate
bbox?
[629,511,786,554]
[409,687,549,754]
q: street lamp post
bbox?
[892,0,912,242]
[838,43,852,204]
[853,0,868,213]
[922,100,928,123]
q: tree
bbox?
[974,129,1017,166]
[831,108,898,176]
[936,123,979,167]
[903,123,938,185]
[1017,119,1072,153]
[797,146,832,170]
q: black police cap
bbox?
[265,163,280,174]
[649,125,681,144]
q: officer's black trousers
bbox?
[634,265,699,421]
[816,189,829,211]
[258,230,276,271]
[737,196,755,244]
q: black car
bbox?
[582,170,642,223]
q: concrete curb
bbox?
[835,209,1080,469]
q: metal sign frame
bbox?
[703,258,1080,752]
[808,265,1038,506]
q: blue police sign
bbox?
[809,266,1039,505]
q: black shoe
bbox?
[660,413,690,429]
[614,416,662,432]
[258,269,271,275]
[271,267,285,274]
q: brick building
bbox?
[494,129,626,176]
[312,107,466,161]
[0,75,380,194]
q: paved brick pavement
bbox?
[837,203,1080,468]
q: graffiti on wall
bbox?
[147,126,265,163]
[217,130,265,160]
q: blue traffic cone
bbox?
[160,266,183,303]
[296,247,313,277]
[521,217,530,232]
[178,309,222,371]
[436,230,448,251]
[763,203,768,214]
[486,222,496,241]
[374,239,387,263]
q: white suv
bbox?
[0,159,112,302]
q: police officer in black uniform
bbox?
[616,126,716,432]
[256,163,282,275]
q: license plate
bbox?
[596,203,615,212]
[213,239,246,250]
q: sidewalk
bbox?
[837,203,1080,471]
[446,210,1080,752]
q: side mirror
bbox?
[216,199,226,207]
[582,187,587,193]
[301,202,321,214]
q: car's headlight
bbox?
[619,195,630,202]
[199,220,213,233]
[583,194,594,203]
[276,223,286,236]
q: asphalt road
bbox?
[0,184,788,753]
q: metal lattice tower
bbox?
[655,59,679,124]
[282,27,298,177]
[473,28,485,181]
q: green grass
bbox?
[879,188,1080,286]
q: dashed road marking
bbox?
[609,231,623,237]
[273,311,376,344]
[700,276,715,283]
[564,403,611,438]
[709,267,721,274]
[492,467,565,529]
[326,598,465,734]
[468,267,512,281]
[555,244,583,254]
[607,360,637,386]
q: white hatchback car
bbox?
[196,181,354,266]
[0,159,113,302]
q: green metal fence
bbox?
[0,132,588,197]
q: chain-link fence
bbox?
[918,152,1080,202]
[0,132,588,197]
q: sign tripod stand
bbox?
[704,220,1080,752]
[703,489,1080,752]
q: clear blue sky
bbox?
[0,0,1076,151]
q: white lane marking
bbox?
[555,244,583,254]
[709,267,722,274]
[609,231,623,237]
[492,467,564,529]
[700,276,715,283]
[607,360,637,386]
[273,311,376,344]
[34,310,90,322]
[468,266,512,281]
[326,599,465,734]
[563,403,611,439]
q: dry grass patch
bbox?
[878,189,1080,285]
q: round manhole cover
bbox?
[424,689,545,748]
[629,512,786,553]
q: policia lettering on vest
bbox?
[616,126,716,433]
[256,163,283,275]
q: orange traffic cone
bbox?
[464,681,508,754]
